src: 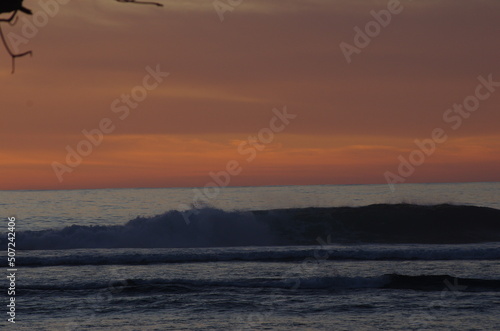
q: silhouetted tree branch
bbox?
[116,0,163,7]
[0,1,34,73]
[0,0,163,74]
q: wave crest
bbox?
[6,204,500,250]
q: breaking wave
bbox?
[5,204,500,250]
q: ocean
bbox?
[1,182,499,330]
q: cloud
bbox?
[1,0,499,189]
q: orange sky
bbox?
[1,0,499,190]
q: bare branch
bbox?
[0,11,17,23]
[116,0,163,7]
[0,12,32,74]
[0,0,163,73]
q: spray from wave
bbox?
[5,204,500,250]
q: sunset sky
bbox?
[1,0,499,190]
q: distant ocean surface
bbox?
[1,182,499,330]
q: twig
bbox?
[116,0,163,7]
[0,14,32,74]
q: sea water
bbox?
[1,182,499,330]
